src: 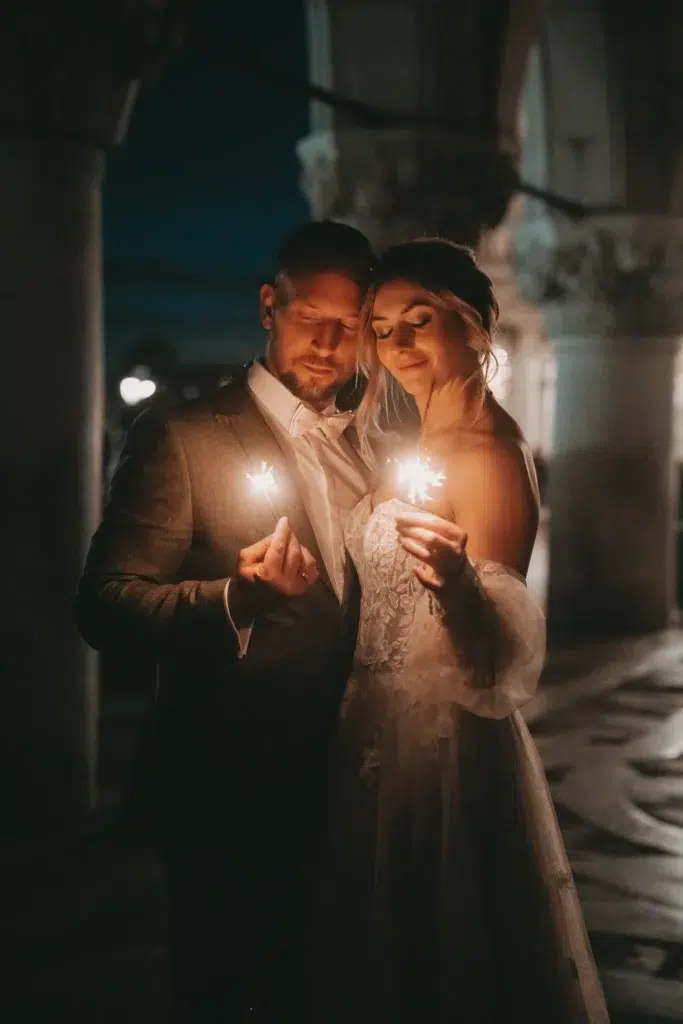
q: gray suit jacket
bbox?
[77,369,368,840]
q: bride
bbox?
[304,239,610,1022]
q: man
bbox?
[76,221,375,1021]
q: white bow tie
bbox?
[289,405,354,442]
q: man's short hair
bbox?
[275,220,375,292]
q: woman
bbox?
[304,239,609,1022]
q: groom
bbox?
[76,221,375,1021]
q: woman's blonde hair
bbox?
[355,238,500,458]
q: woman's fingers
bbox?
[400,532,463,564]
[413,563,445,590]
[397,525,438,549]
[399,532,466,590]
[397,525,467,557]
[398,535,433,562]
[396,511,466,547]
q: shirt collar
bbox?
[247,359,343,436]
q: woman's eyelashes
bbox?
[374,314,431,341]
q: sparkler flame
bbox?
[247,462,278,499]
[396,455,446,505]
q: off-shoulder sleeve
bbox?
[402,560,546,720]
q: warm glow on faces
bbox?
[261,271,362,410]
[371,279,477,398]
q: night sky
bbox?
[103,1,310,374]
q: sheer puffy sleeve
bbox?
[403,560,546,720]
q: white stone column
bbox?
[517,215,683,643]
[478,215,547,444]
[297,126,520,252]
[298,0,544,250]
[0,2,176,833]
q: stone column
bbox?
[298,0,543,251]
[478,214,547,444]
[0,2,178,834]
[517,215,683,643]
[297,126,522,252]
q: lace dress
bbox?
[304,497,609,1023]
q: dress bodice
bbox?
[344,495,427,674]
[344,493,547,719]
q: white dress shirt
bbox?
[226,360,370,656]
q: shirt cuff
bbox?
[224,579,254,659]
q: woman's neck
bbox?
[416,378,490,441]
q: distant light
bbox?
[120,376,157,406]
[489,346,512,402]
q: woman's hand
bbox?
[395,510,468,591]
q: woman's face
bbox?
[370,279,475,398]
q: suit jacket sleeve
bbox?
[76,409,239,661]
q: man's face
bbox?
[261,270,363,410]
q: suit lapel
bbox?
[213,373,337,600]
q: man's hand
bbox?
[229,517,319,626]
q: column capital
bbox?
[478,212,545,338]
[515,213,683,338]
[297,127,519,251]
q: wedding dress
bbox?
[304,496,610,1023]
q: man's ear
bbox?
[260,283,276,329]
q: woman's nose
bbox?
[393,323,415,349]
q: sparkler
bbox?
[246,462,278,515]
[395,454,446,505]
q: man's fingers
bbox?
[283,532,303,578]
[300,546,319,584]
[241,523,319,597]
[240,534,273,565]
[262,517,291,574]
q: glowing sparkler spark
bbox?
[396,455,446,505]
[246,462,278,513]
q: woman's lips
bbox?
[397,358,428,371]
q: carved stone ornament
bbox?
[514,213,683,337]
[297,127,519,251]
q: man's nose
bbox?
[311,320,342,350]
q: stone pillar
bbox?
[502,333,546,448]
[298,126,520,252]
[0,2,178,834]
[478,214,547,445]
[517,215,683,643]
[298,0,543,251]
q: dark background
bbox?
[104,1,309,368]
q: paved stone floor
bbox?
[526,629,683,1021]
[4,630,683,1021]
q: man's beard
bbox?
[278,368,340,410]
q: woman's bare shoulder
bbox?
[435,430,540,516]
